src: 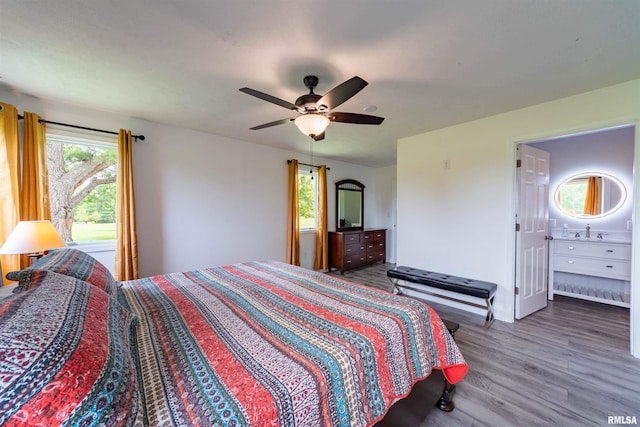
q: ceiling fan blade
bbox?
[239,87,298,110]
[328,112,384,125]
[316,76,368,110]
[313,132,325,141]
[250,118,294,130]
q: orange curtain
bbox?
[21,112,51,221]
[115,129,139,281]
[313,165,328,270]
[20,112,51,268]
[0,103,21,284]
[286,159,300,265]
[583,176,600,215]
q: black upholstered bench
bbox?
[388,266,497,328]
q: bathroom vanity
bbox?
[548,237,631,307]
[547,169,633,308]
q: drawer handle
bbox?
[606,265,613,268]
[606,250,614,253]
[567,260,575,264]
[568,246,574,250]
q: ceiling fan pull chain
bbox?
[310,139,314,179]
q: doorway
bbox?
[515,124,635,323]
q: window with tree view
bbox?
[298,170,317,230]
[47,133,117,244]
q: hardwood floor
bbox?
[328,263,640,427]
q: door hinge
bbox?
[515,223,520,232]
[515,287,519,295]
[516,159,521,168]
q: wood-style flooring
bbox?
[328,263,640,427]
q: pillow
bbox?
[6,247,118,297]
[0,270,141,426]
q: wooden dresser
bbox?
[329,229,386,274]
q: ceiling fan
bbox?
[239,75,384,141]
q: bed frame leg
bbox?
[436,318,459,412]
[436,379,456,412]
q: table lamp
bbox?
[0,220,67,264]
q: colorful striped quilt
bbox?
[119,261,468,427]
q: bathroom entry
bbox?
[515,124,635,320]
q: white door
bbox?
[515,144,550,319]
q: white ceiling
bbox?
[2,1,639,167]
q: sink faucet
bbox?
[585,224,591,239]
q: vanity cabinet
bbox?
[329,229,386,274]
[549,239,631,307]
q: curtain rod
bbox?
[15,113,145,141]
[287,159,330,170]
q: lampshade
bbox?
[0,221,66,255]
[294,114,330,137]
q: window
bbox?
[46,132,117,244]
[298,170,318,230]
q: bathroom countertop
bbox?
[552,237,631,244]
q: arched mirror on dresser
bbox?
[330,179,386,274]
[336,179,364,231]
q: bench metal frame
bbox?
[388,278,496,329]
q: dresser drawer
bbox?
[554,254,631,280]
[366,241,385,252]
[344,242,365,256]
[367,251,385,263]
[344,254,366,268]
[364,230,385,243]
[342,233,361,244]
[554,241,631,260]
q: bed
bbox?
[0,248,468,426]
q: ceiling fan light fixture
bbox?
[294,114,330,137]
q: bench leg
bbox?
[388,277,404,295]
[484,296,495,329]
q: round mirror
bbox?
[554,172,626,219]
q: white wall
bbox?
[0,89,395,277]
[373,165,397,263]
[397,79,640,357]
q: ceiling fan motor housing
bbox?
[296,76,324,112]
[295,93,322,112]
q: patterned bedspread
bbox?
[119,261,468,427]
